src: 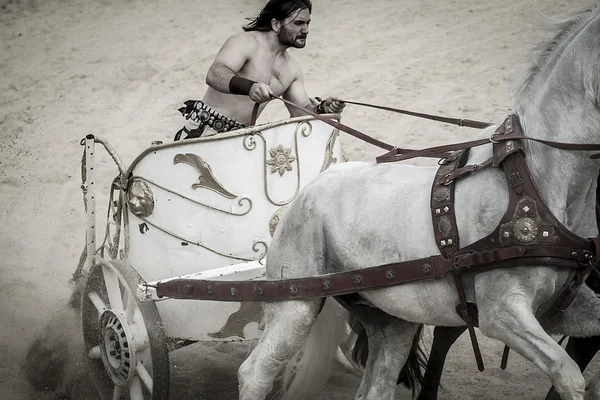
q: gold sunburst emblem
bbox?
[266,145,296,176]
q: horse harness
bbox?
[427,114,599,369]
[155,113,600,369]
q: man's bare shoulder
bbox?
[223,31,260,50]
[285,53,305,80]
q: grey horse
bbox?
[238,4,600,400]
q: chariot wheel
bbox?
[81,258,169,399]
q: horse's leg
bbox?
[539,283,600,399]
[238,299,321,400]
[548,285,600,337]
[545,336,600,400]
[350,306,420,400]
[585,372,600,400]
[478,298,585,400]
[417,326,467,400]
[346,313,426,394]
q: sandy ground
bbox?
[1,0,599,399]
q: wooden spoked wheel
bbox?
[81,259,169,399]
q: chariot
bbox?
[76,114,344,399]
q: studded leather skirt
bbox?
[174,100,246,141]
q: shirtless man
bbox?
[175,0,346,140]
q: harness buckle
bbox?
[489,133,501,144]
[452,251,476,270]
[443,173,454,186]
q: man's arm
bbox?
[206,33,275,103]
[205,33,256,93]
[283,59,345,116]
[282,69,312,118]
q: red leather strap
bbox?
[340,100,493,130]
[154,243,590,302]
[276,97,398,152]
[452,271,485,371]
[155,255,455,301]
[250,103,260,126]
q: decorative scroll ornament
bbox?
[129,210,269,261]
[127,180,155,217]
[243,134,257,150]
[320,129,339,172]
[266,145,296,177]
[242,122,309,206]
[174,153,237,199]
[130,176,252,216]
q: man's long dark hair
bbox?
[243,0,312,32]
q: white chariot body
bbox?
[77,115,344,399]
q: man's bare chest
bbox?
[244,57,294,95]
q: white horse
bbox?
[239,4,600,400]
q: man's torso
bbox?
[202,32,298,124]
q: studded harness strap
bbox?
[452,114,596,318]
[430,148,489,370]
[429,114,598,369]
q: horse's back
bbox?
[270,162,441,271]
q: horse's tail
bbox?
[398,324,427,396]
[351,320,426,397]
[279,298,349,400]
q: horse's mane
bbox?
[516,4,600,100]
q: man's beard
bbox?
[278,28,307,48]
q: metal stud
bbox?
[542,231,549,237]
[353,275,363,285]
[523,206,530,212]
[385,270,395,280]
[184,284,194,295]
[230,287,238,296]
[322,281,331,291]
[290,286,298,296]
[441,240,446,246]
[421,264,432,274]
[443,206,450,212]
[435,208,441,214]
[448,238,453,245]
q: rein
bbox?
[262,98,600,161]
[272,98,453,159]
[339,100,494,129]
